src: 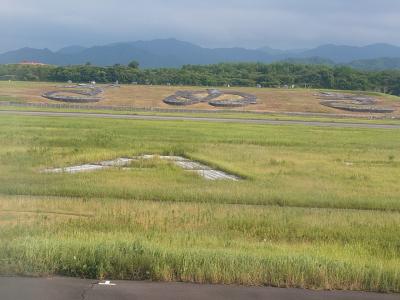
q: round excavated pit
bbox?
[42,85,104,103]
[164,89,257,107]
[319,92,395,113]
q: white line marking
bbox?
[99,280,116,286]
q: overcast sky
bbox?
[1,0,400,53]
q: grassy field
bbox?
[1,115,400,210]
[0,114,400,292]
[1,81,399,117]
[1,195,400,292]
[2,105,400,127]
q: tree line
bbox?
[1,62,400,95]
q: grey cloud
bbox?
[0,0,399,52]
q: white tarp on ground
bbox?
[43,155,240,181]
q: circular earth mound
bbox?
[319,92,395,113]
[42,85,104,103]
[164,89,257,107]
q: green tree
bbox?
[128,61,140,69]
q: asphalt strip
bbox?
[1,277,399,300]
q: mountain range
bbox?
[1,39,400,70]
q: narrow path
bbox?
[0,277,398,300]
[1,110,400,129]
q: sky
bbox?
[1,0,400,53]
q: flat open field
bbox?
[1,81,400,116]
[0,114,400,293]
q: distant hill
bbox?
[282,57,335,66]
[0,39,275,68]
[257,46,308,56]
[57,45,87,55]
[0,47,67,65]
[346,57,400,71]
[256,46,286,56]
[1,39,400,69]
[296,43,400,63]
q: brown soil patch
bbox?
[1,82,399,116]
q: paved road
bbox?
[1,110,400,129]
[1,277,399,300]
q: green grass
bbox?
[1,115,399,211]
[1,196,399,292]
[0,114,400,292]
[2,104,400,125]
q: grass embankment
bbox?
[0,115,400,292]
[2,104,400,125]
[1,196,400,292]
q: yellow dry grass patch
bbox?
[1,81,399,116]
[0,210,88,226]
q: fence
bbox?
[0,101,397,120]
